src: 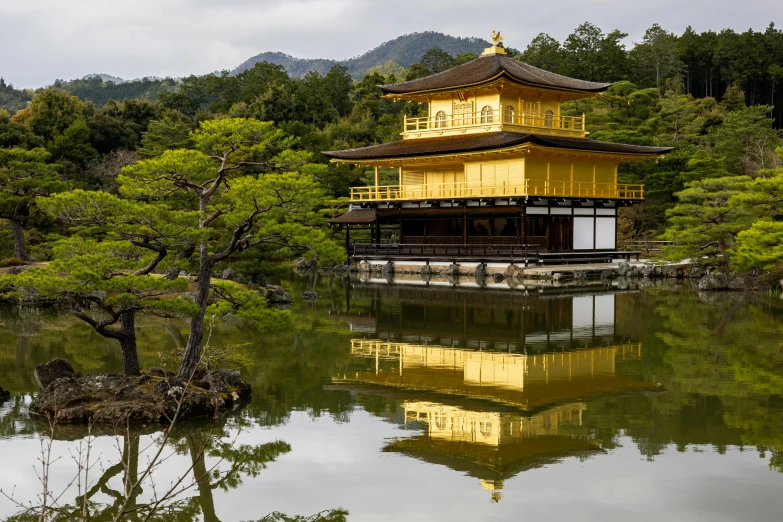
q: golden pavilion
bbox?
[325,32,672,264]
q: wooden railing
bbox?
[352,243,541,262]
[349,339,644,362]
[404,110,585,134]
[621,239,673,256]
[351,243,640,264]
[350,180,644,202]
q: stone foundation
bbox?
[349,260,772,292]
[355,260,694,280]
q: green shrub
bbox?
[0,257,25,268]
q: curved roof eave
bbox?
[380,71,611,97]
[323,132,673,162]
[378,54,612,96]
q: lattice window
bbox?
[503,105,515,123]
[453,101,473,126]
[522,101,539,125]
[523,101,539,112]
[479,421,493,437]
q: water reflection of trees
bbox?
[4,416,297,522]
[650,291,783,470]
[560,290,783,471]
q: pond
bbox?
[1,275,783,521]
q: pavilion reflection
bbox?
[387,400,596,503]
[339,340,650,412]
[334,282,638,353]
[332,283,658,499]
[334,340,656,500]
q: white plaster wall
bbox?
[594,294,615,336]
[573,217,595,250]
[595,218,616,249]
[572,296,594,329]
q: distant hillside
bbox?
[0,78,33,114]
[54,76,179,107]
[232,32,490,78]
[83,73,126,84]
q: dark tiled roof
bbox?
[324,133,526,160]
[328,208,376,225]
[323,132,673,161]
[534,135,673,155]
[380,54,612,95]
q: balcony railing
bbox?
[351,180,644,201]
[403,110,585,135]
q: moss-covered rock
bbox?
[29,365,251,423]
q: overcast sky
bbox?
[1,0,778,88]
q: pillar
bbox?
[398,211,403,244]
[462,208,468,245]
[546,155,551,195]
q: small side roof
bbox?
[327,208,377,225]
[380,53,611,96]
[323,132,673,162]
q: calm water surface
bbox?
[1,276,783,521]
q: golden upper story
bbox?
[400,83,588,139]
[402,401,586,447]
[384,41,605,140]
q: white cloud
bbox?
[0,0,777,88]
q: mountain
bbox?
[83,73,126,84]
[232,32,491,78]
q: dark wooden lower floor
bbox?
[351,243,639,265]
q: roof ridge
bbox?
[380,53,611,95]
[378,54,499,90]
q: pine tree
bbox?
[137,115,193,158]
[48,119,98,164]
[0,147,63,260]
[662,176,753,267]
[3,237,190,376]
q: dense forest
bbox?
[1,21,782,274]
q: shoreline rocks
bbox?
[262,285,294,304]
[302,290,320,301]
[34,358,82,390]
[704,273,771,292]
